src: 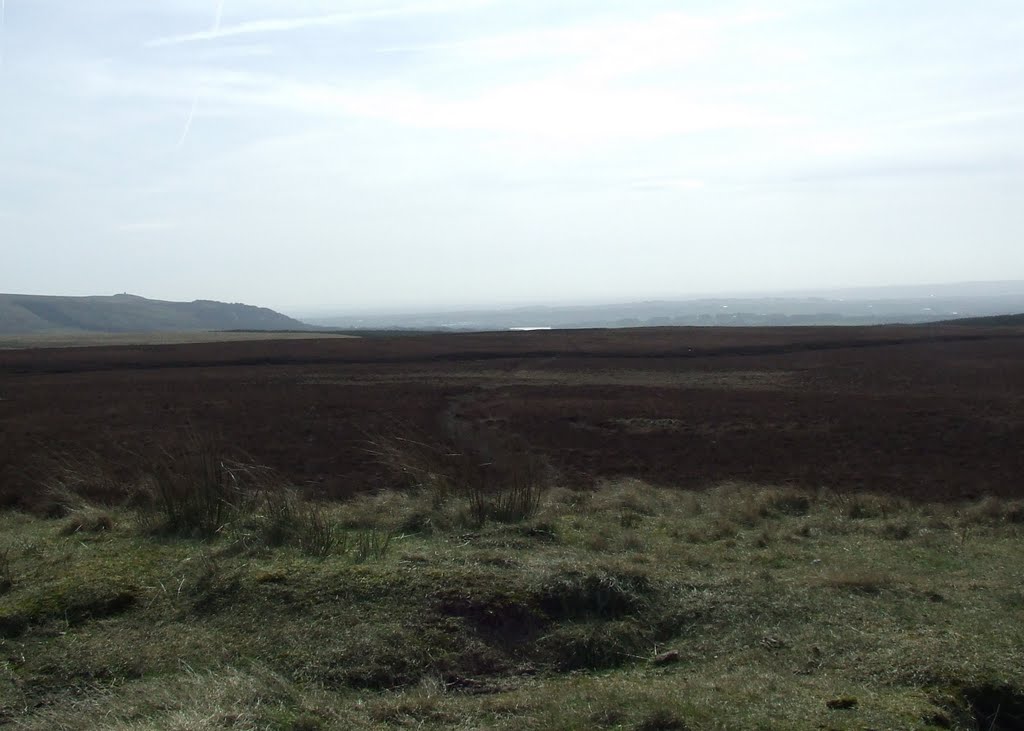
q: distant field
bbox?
[0,330,356,350]
[2,323,1022,507]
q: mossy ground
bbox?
[2,481,1023,730]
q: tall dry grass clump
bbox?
[365,420,551,528]
[700,482,814,531]
[960,496,1024,526]
[57,510,115,536]
[253,489,339,557]
[136,434,266,538]
[29,450,125,517]
[296,503,338,558]
[129,433,342,555]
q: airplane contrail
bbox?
[177,0,225,149]
[177,96,199,148]
[213,0,224,32]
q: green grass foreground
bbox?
[2,481,1024,730]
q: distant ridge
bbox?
[0,293,311,334]
[304,281,1024,331]
[936,313,1024,326]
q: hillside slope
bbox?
[0,293,310,334]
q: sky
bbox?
[1,1,1022,314]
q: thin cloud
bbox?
[114,221,176,232]
[147,11,379,47]
[629,178,707,192]
[195,44,276,60]
[146,0,492,47]
[276,80,802,143]
[375,10,773,75]
[787,157,1024,185]
[82,51,802,143]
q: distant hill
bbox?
[937,313,1024,326]
[0,293,311,334]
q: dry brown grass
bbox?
[843,492,908,520]
[29,450,126,516]
[57,509,115,536]
[822,570,895,594]
[960,496,1024,526]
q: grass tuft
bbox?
[538,618,649,671]
[961,497,1024,526]
[537,566,654,621]
[29,450,125,517]
[0,547,11,595]
[845,492,905,520]
[137,435,266,538]
[297,503,338,558]
[250,489,338,557]
[367,423,551,528]
[57,509,115,536]
[468,479,544,526]
[347,528,393,563]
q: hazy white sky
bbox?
[1,1,1022,312]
